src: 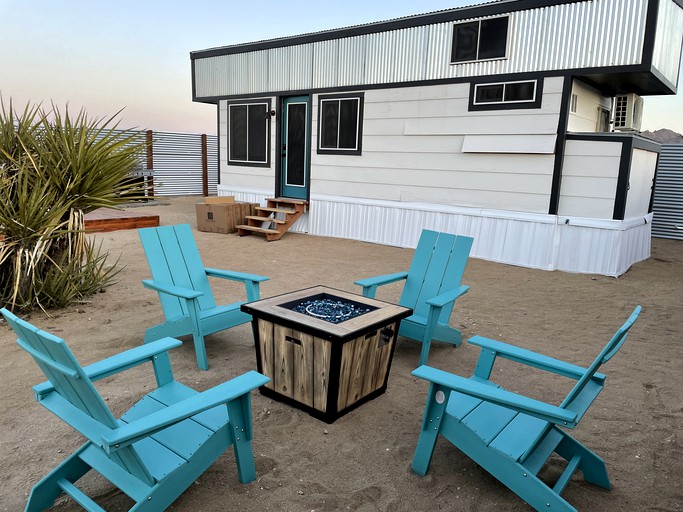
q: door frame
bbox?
[276,95,311,201]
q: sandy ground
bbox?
[1,195,681,512]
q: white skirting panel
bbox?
[218,186,652,276]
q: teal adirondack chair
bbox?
[1,307,269,512]
[139,224,269,370]
[355,229,473,365]
[411,306,641,512]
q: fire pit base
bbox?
[241,286,411,423]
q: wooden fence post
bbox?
[201,133,209,197]
[146,130,155,197]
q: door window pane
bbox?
[286,103,307,186]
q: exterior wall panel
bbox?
[652,144,683,239]
[193,0,651,98]
[652,0,683,87]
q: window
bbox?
[469,79,543,111]
[228,100,270,166]
[451,16,508,63]
[317,93,363,155]
[570,93,578,113]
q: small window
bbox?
[474,81,537,104]
[469,79,543,111]
[451,16,508,63]
[228,100,270,166]
[317,93,363,155]
[570,93,578,113]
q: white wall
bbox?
[624,148,658,218]
[567,80,612,132]
[307,78,563,214]
[558,139,621,218]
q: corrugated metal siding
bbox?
[221,185,651,276]
[150,132,218,196]
[194,0,649,98]
[652,0,683,86]
[652,144,683,240]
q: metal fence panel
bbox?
[652,144,683,239]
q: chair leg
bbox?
[556,432,611,490]
[191,331,209,371]
[411,384,448,476]
[227,396,257,484]
[25,446,92,512]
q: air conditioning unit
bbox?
[613,93,643,132]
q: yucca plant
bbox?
[0,98,148,312]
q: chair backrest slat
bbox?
[139,224,216,317]
[560,306,641,409]
[1,308,156,486]
[401,230,473,321]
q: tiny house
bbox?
[191,0,683,275]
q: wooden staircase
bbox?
[236,197,307,241]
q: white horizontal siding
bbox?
[558,139,622,218]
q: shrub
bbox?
[0,98,148,312]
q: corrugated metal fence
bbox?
[652,144,683,240]
[147,131,217,196]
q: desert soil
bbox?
[0,195,681,511]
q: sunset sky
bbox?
[1,0,682,135]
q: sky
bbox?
[1,0,682,135]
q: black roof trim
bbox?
[191,0,587,60]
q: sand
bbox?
[1,195,681,511]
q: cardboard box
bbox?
[196,198,258,234]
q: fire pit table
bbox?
[241,286,411,423]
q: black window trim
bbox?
[317,92,364,156]
[450,15,510,65]
[468,78,544,111]
[227,98,271,167]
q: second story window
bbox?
[451,16,509,63]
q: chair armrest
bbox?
[142,279,203,300]
[468,335,605,382]
[101,371,270,452]
[355,272,408,297]
[412,365,577,428]
[33,338,183,398]
[426,285,469,308]
[205,268,269,283]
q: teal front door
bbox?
[280,96,310,200]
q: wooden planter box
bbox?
[241,286,411,423]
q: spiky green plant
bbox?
[0,98,148,312]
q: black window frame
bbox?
[451,16,509,64]
[317,93,364,156]
[468,78,543,111]
[227,99,271,167]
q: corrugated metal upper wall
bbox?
[194,0,648,98]
[652,144,683,240]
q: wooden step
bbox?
[236,225,280,235]
[256,206,296,214]
[245,215,287,224]
[266,197,307,205]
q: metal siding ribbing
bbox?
[652,0,683,86]
[652,144,683,240]
[194,0,651,98]
[150,132,218,196]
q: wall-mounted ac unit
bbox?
[613,93,643,132]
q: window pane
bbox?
[320,100,339,148]
[286,103,307,186]
[229,105,247,161]
[338,99,359,149]
[504,82,536,102]
[452,22,478,62]
[478,17,508,60]
[247,104,267,162]
[475,84,504,103]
